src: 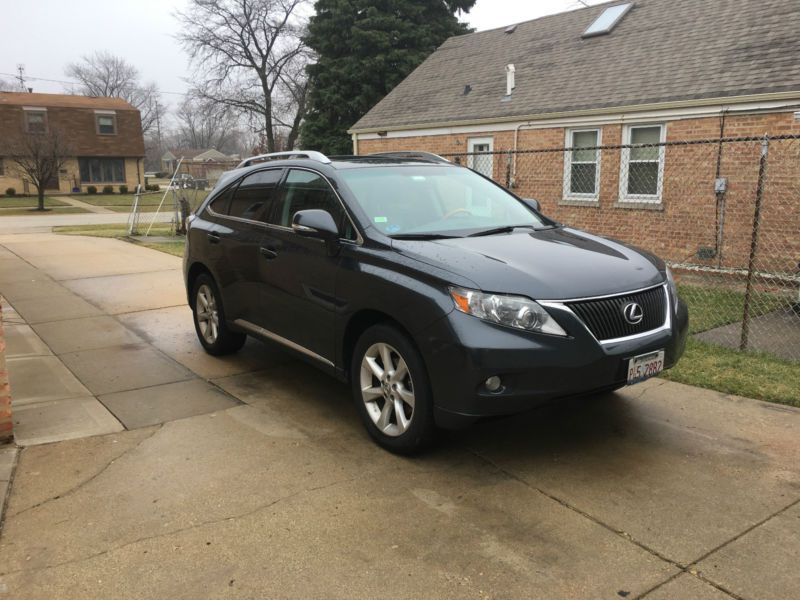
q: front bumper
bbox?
[417,296,689,429]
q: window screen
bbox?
[273,169,345,229]
[228,169,283,222]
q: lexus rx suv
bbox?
[184,150,688,453]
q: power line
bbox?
[0,71,189,96]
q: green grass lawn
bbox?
[77,191,209,212]
[678,284,789,335]
[0,196,99,215]
[0,206,88,215]
[0,196,71,210]
[662,284,799,407]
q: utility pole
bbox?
[15,64,27,91]
[155,98,163,149]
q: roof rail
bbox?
[236,150,331,169]
[368,151,451,164]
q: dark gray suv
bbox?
[183,150,688,453]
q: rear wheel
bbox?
[192,273,246,355]
[351,324,436,454]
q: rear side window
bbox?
[228,169,283,221]
[207,188,233,215]
[272,169,344,227]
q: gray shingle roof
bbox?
[351,0,800,132]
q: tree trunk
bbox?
[37,187,45,211]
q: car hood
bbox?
[391,227,665,300]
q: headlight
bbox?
[449,287,567,336]
[665,267,678,313]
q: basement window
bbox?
[582,3,633,38]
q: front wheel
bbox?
[192,273,246,356]
[351,324,436,454]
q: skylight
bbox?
[582,3,633,38]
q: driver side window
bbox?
[271,169,356,240]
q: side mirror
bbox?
[522,198,541,212]
[292,210,340,248]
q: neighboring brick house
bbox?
[0,91,145,194]
[350,0,800,271]
[161,149,240,180]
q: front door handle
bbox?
[260,246,278,259]
[207,232,221,244]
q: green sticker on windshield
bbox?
[374,216,388,223]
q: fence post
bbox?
[505,150,513,188]
[740,135,770,351]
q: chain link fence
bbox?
[444,134,800,362]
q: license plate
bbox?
[627,350,665,385]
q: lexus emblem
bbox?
[623,302,644,325]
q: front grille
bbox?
[567,285,667,341]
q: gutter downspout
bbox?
[352,133,359,156]
[511,122,536,188]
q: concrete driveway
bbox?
[0,233,798,599]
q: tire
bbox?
[351,324,436,454]
[191,273,246,356]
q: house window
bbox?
[564,129,601,200]
[25,110,47,133]
[620,124,666,203]
[96,113,117,135]
[78,158,126,183]
[467,137,494,179]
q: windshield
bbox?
[338,166,547,237]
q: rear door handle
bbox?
[260,246,278,259]
[207,232,221,244]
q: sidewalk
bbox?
[58,196,115,214]
[0,211,172,235]
[0,233,798,599]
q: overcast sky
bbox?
[0,0,598,106]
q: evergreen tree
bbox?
[302,0,476,155]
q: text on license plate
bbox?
[627,350,665,385]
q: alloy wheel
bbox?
[196,284,219,344]
[359,342,415,437]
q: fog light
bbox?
[485,376,503,393]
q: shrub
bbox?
[119,185,128,194]
[147,184,160,192]
[5,187,16,197]
[102,185,114,195]
[87,186,97,195]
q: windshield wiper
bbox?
[467,224,540,238]
[389,233,462,240]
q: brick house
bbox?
[350,0,800,271]
[0,91,145,194]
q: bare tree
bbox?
[174,95,240,152]
[3,130,71,211]
[65,51,161,134]
[176,0,310,153]
[0,78,16,92]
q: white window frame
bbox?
[467,137,494,179]
[619,123,666,204]
[563,128,602,202]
